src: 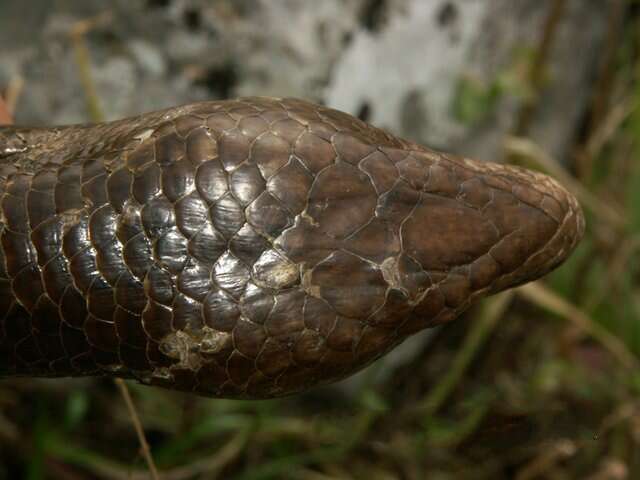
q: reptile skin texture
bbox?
[0,97,584,398]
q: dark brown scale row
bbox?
[0,97,583,398]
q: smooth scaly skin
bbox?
[0,97,584,398]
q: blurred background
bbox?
[0,0,639,478]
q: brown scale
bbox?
[0,97,584,398]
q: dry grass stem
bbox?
[517,283,639,370]
[115,379,161,480]
[3,75,24,116]
[419,292,514,416]
[515,439,577,480]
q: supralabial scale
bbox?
[0,97,584,398]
